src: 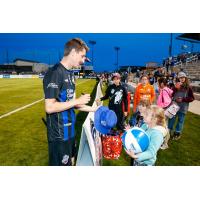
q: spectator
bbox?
[154,67,164,82]
[125,105,168,166]
[157,77,173,109]
[168,72,194,140]
[135,69,140,83]
[133,74,155,112]
[97,73,128,131]
[129,99,150,127]
[149,72,155,85]
[157,77,173,149]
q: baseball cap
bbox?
[178,72,187,78]
[112,73,121,80]
[94,106,117,134]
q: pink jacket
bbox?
[157,87,173,108]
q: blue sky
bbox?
[0,33,200,72]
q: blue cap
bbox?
[94,106,117,134]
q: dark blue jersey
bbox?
[43,63,76,141]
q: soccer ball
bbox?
[121,127,149,154]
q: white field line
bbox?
[0,99,44,119]
[0,79,91,119]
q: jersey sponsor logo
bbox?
[62,155,69,165]
[67,89,74,93]
[67,89,74,99]
[64,123,72,127]
[72,76,75,84]
[47,83,58,89]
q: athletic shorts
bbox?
[48,137,76,166]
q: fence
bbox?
[76,81,103,166]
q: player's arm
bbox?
[43,70,91,114]
[45,94,90,114]
[75,104,99,112]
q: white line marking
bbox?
[0,79,91,119]
[0,98,44,119]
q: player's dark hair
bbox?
[64,38,89,56]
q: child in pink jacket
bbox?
[157,77,173,149]
[157,77,173,109]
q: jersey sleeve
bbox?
[43,69,62,99]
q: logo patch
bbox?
[62,155,69,165]
[47,83,58,89]
[64,123,72,127]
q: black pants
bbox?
[109,107,125,131]
[48,137,76,166]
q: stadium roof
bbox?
[120,65,146,69]
[176,33,200,43]
[13,58,40,63]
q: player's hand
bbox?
[95,99,101,106]
[96,99,101,103]
[77,94,91,105]
[71,157,75,166]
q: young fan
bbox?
[125,105,168,166]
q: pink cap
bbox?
[112,73,121,80]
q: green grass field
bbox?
[101,84,200,166]
[0,79,199,166]
[0,78,97,166]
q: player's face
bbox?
[72,49,87,68]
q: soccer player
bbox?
[43,38,97,166]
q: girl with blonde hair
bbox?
[125,105,169,166]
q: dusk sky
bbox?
[0,33,200,72]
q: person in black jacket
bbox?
[97,73,128,131]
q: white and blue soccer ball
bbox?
[122,127,149,154]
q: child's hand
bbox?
[175,97,182,103]
[124,124,131,131]
[124,112,128,117]
[175,82,182,89]
[125,149,138,159]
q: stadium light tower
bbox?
[168,33,173,57]
[89,40,96,67]
[191,42,194,53]
[114,46,120,71]
[48,52,51,67]
[167,33,173,73]
[5,49,9,64]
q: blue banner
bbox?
[3,74,10,78]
